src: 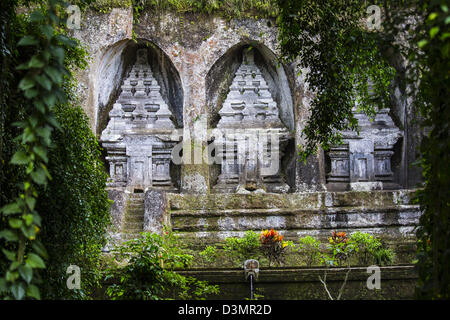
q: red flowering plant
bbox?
[259,229,293,266]
[323,231,356,267]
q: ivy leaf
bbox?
[430,26,440,39]
[9,218,23,229]
[1,203,21,215]
[35,74,52,91]
[29,56,45,68]
[52,47,65,65]
[34,101,46,114]
[25,196,36,211]
[17,35,39,46]
[21,128,36,143]
[16,63,31,70]
[32,214,42,228]
[19,265,33,284]
[2,249,16,261]
[36,126,52,145]
[10,150,29,165]
[22,214,33,226]
[0,230,19,241]
[6,271,19,283]
[44,66,63,85]
[18,77,35,91]
[26,253,46,269]
[24,88,39,99]
[33,145,48,163]
[10,261,21,271]
[21,225,37,240]
[40,25,53,40]
[46,114,61,130]
[11,282,26,300]
[26,284,40,300]
[32,240,48,259]
[29,10,45,23]
[43,92,56,108]
[30,167,47,185]
[418,39,428,48]
[55,34,77,47]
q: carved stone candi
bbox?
[327,107,402,191]
[213,50,291,193]
[101,48,178,191]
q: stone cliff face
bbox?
[70,7,423,247]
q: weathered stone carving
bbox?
[213,50,291,193]
[327,107,402,191]
[101,49,178,191]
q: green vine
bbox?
[91,0,278,19]
[0,0,83,300]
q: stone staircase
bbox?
[121,192,145,240]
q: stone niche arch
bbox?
[97,39,183,191]
[95,39,183,137]
[206,42,296,193]
[206,42,294,131]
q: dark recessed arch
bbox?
[205,41,295,131]
[95,39,184,136]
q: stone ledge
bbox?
[167,189,419,211]
[177,265,418,299]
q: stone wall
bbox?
[72,8,326,194]
[70,8,424,249]
[72,8,422,194]
[179,265,418,300]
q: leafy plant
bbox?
[37,102,111,299]
[105,231,219,300]
[259,229,292,267]
[0,0,97,300]
[323,231,356,267]
[296,236,321,267]
[199,245,218,266]
[318,231,356,300]
[350,231,395,266]
[223,230,261,267]
[276,0,449,299]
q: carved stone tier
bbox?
[327,108,402,191]
[101,49,178,191]
[214,50,291,193]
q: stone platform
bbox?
[167,189,421,250]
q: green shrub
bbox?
[259,229,293,267]
[372,247,396,266]
[322,231,357,267]
[296,236,321,267]
[350,232,395,266]
[0,4,111,299]
[105,231,219,300]
[37,103,111,299]
[223,231,261,266]
[199,245,218,266]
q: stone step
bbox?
[171,205,419,217]
[127,206,144,212]
[129,193,145,199]
[127,208,145,214]
[128,202,144,206]
[170,205,421,233]
[121,233,143,240]
[167,190,417,211]
[127,214,144,219]
[125,216,144,223]
[123,221,144,229]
